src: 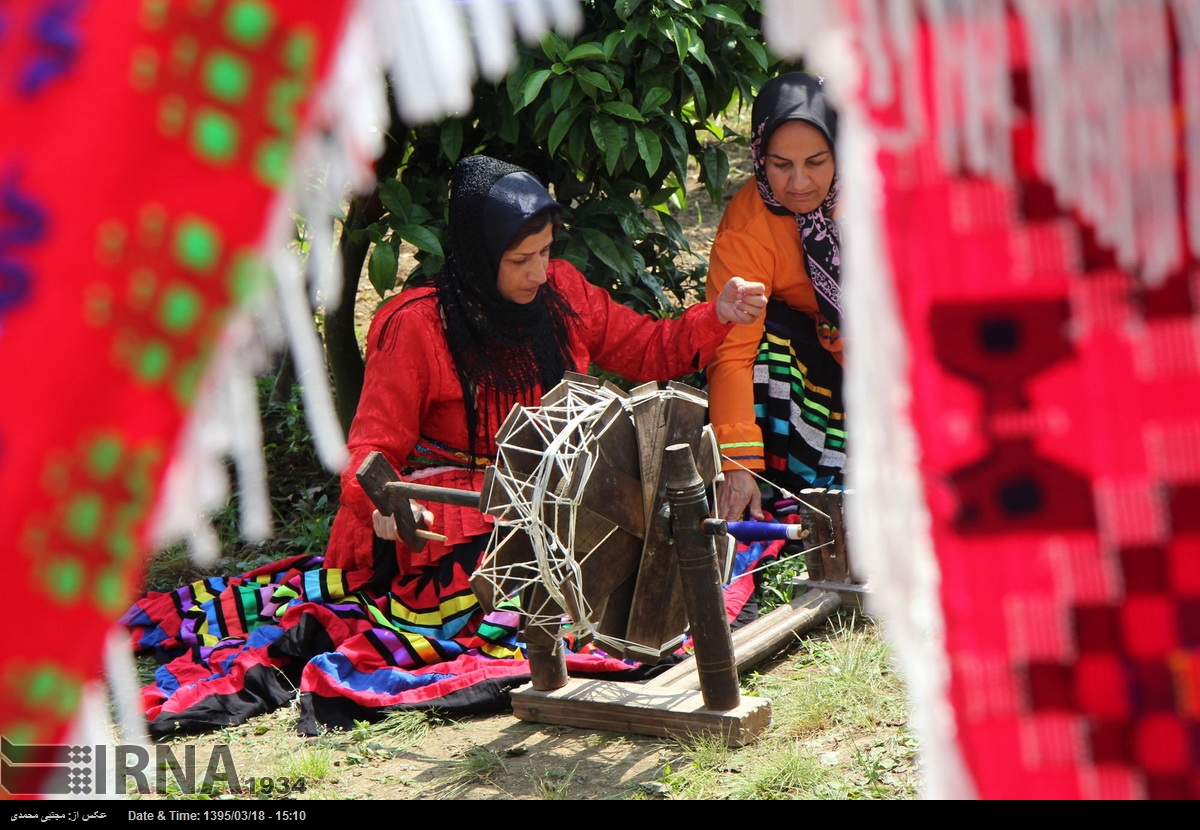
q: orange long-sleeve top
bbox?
[704,180,844,473]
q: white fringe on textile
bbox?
[1172,0,1200,260]
[1017,0,1182,287]
[147,0,582,560]
[851,0,926,151]
[797,0,1194,288]
[763,0,975,801]
[921,0,1013,181]
[766,0,1200,799]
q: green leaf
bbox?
[548,106,583,154]
[598,101,645,122]
[670,20,690,65]
[614,0,645,22]
[505,52,532,105]
[550,73,573,111]
[602,30,623,61]
[561,233,590,272]
[686,35,713,74]
[616,285,661,312]
[564,42,606,62]
[439,120,463,164]
[498,105,520,144]
[641,86,671,112]
[575,68,612,96]
[377,180,411,222]
[701,145,730,204]
[396,224,443,256]
[542,31,569,62]
[661,114,690,177]
[620,127,640,171]
[634,126,663,174]
[698,4,747,27]
[740,36,768,71]
[659,212,688,250]
[590,115,623,175]
[680,64,707,115]
[624,13,650,44]
[517,68,552,111]
[567,122,587,172]
[580,228,631,274]
[368,242,397,297]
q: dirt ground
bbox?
[128,612,918,802]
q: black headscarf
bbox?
[428,155,577,457]
[751,72,842,335]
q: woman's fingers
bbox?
[372,509,400,541]
[719,277,768,324]
[373,504,436,544]
[717,469,762,520]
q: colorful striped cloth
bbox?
[121,543,782,737]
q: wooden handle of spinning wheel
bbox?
[356,451,435,553]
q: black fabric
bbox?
[147,664,296,739]
[297,678,531,734]
[384,155,578,459]
[482,170,559,269]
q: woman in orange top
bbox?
[706,72,846,521]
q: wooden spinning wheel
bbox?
[470,372,723,663]
[359,373,841,745]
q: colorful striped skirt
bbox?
[752,300,847,492]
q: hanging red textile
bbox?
[0,0,352,796]
[813,0,1200,799]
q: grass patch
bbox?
[272,747,334,788]
[530,765,577,799]
[420,746,509,798]
[650,612,918,800]
[366,710,435,746]
[746,612,907,735]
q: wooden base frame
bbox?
[510,679,771,747]
[508,588,842,747]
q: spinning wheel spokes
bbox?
[473,373,722,662]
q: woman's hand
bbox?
[371,501,435,542]
[717,469,764,521]
[715,276,768,325]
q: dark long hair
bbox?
[380,156,577,459]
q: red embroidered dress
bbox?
[325,258,732,571]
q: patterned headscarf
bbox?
[750,72,842,338]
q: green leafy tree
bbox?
[325,0,791,431]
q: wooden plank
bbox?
[797,491,832,583]
[509,678,772,747]
[623,389,707,660]
[571,513,643,607]
[645,588,842,691]
[572,397,645,536]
